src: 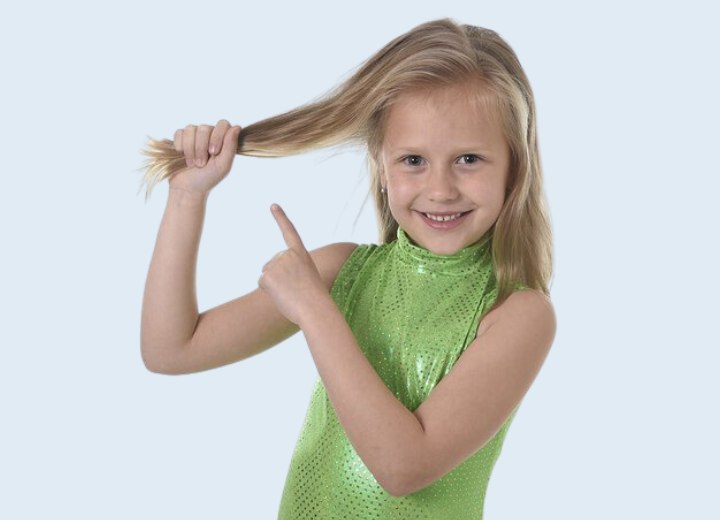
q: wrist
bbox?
[168,187,209,207]
[297,291,340,330]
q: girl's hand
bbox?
[168,119,242,194]
[258,204,330,326]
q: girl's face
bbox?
[380,86,510,255]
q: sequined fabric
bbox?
[277,228,521,519]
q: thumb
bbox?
[217,125,242,170]
[224,125,242,155]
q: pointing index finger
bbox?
[271,204,306,251]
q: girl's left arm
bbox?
[259,205,556,497]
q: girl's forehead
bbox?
[382,85,506,148]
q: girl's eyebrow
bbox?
[386,145,494,155]
[387,147,423,154]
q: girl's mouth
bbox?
[418,210,471,229]
[423,212,465,222]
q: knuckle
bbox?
[173,130,183,151]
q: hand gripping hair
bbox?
[140,18,554,304]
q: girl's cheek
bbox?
[387,182,414,204]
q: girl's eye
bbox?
[401,155,425,167]
[458,154,482,165]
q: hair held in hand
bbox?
[140,18,553,304]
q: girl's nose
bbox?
[426,167,459,202]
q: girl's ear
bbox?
[379,153,388,181]
[370,150,387,190]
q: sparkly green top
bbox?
[278,228,522,519]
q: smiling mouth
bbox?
[422,211,471,222]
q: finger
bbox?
[194,125,212,167]
[209,119,230,155]
[271,204,306,252]
[182,125,197,167]
[173,129,184,152]
[216,125,242,172]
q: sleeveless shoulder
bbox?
[330,242,380,310]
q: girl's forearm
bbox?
[299,296,425,495]
[140,188,209,371]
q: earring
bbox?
[380,186,386,194]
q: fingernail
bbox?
[195,158,204,167]
[209,145,216,154]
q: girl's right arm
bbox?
[140,120,357,375]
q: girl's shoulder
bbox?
[311,240,392,294]
[309,242,361,292]
[478,288,555,339]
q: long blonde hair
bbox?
[141,18,553,303]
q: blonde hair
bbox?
[141,18,553,304]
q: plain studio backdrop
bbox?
[1,1,717,518]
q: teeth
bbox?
[424,212,464,222]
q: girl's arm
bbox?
[140,188,356,374]
[140,120,357,375]
[141,186,294,374]
[261,206,556,497]
[304,287,555,497]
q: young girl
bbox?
[140,18,555,519]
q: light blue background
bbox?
[1,1,718,518]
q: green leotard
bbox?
[278,227,523,519]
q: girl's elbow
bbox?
[141,353,171,375]
[377,476,407,498]
[140,344,184,375]
[384,483,412,498]
[381,477,421,498]
[377,463,423,497]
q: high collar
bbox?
[394,227,493,276]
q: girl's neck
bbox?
[394,227,492,276]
